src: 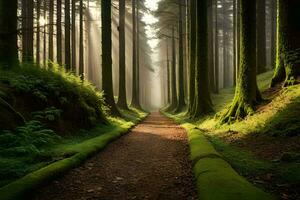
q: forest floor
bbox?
[33,113,198,200]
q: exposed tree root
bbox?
[220,98,254,124]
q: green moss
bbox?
[0,109,147,200]
[162,112,274,200]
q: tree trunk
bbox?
[117,0,129,109]
[175,0,186,112]
[36,0,41,65]
[192,0,213,118]
[72,0,76,70]
[43,0,47,66]
[101,0,120,116]
[208,0,215,91]
[22,0,34,62]
[65,0,71,69]
[221,0,261,123]
[257,0,267,74]
[271,0,300,86]
[57,0,62,65]
[167,26,178,111]
[166,41,171,104]
[270,0,277,69]
[79,0,84,80]
[214,0,219,93]
[188,0,196,114]
[48,0,54,64]
[136,1,141,108]
[233,0,237,85]
[0,0,18,67]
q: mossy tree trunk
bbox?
[0,0,18,67]
[117,0,129,110]
[221,0,261,123]
[192,0,213,118]
[188,0,196,114]
[101,0,120,116]
[175,0,186,112]
[271,0,300,87]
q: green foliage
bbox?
[32,107,62,122]
[0,121,60,157]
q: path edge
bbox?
[0,114,148,200]
[161,111,275,200]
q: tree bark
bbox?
[221,0,261,123]
[22,0,34,62]
[72,0,76,70]
[192,0,213,118]
[48,0,54,64]
[257,0,267,74]
[101,0,120,116]
[271,0,300,86]
[65,0,71,69]
[175,0,186,112]
[57,0,62,65]
[214,0,219,93]
[79,0,84,80]
[117,0,129,109]
[188,0,196,114]
[0,0,18,67]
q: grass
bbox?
[164,70,300,199]
[162,114,273,200]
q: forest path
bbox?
[34,112,198,200]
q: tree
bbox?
[57,0,62,65]
[257,0,266,74]
[117,0,129,110]
[130,0,141,108]
[214,0,219,93]
[79,0,84,80]
[221,0,261,123]
[271,0,300,87]
[0,0,18,67]
[36,0,41,64]
[48,0,54,64]
[169,26,178,111]
[65,0,71,69]
[72,0,76,70]
[188,0,196,114]
[101,0,120,116]
[175,0,186,112]
[192,0,213,118]
[22,0,34,62]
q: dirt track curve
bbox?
[34,112,198,200]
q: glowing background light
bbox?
[142,0,162,110]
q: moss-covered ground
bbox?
[0,65,147,191]
[164,70,300,199]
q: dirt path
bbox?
[34,113,198,200]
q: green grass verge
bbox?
[0,109,148,200]
[162,112,274,200]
